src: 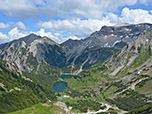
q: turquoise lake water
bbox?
[60,74,74,79]
[52,74,75,92]
[52,81,68,92]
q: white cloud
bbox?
[33,0,47,6]
[8,27,27,41]
[106,13,121,23]
[0,23,10,29]
[0,27,70,44]
[35,8,152,43]
[0,32,9,44]
[53,31,79,43]
[0,27,81,44]
[140,0,152,5]
[67,36,78,40]
[34,28,53,38]
[16,22,28,30]
[0,0,138,19]
[0,7,152,44]
[120,8,152,24]
[36,18,114,38]
[0,32,8,39]
[33,28,79,43]
[0,28,27,44]
[103,8,152,24]
[33,28,62,42]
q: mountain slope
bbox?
[64,27,152,113]
[0,59,56,114]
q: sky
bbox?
[0,0,152,44]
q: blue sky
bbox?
[0,0,152,44]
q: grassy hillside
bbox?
[8,102,66,114]
[0,60,56,114]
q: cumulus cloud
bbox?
[0,27,77,44]
[16,22,28,30]
[35,8,152,39]
[35,7,152,43]
[0,32,9,44]
[103,8,152,24]
[34,28,79,43]
[0,27,28,44]
[53,32,79,43]
[0,23,10,29]
[120,8,152,24]
[0,6,152,44]
[66,36,78,40]
[33,28,62,42]
[0,0,138,19]
[34,28,54,38]
[106,13,121,23]
[0,32,8,39]
[8,27,27,41]
[36,18,114,38]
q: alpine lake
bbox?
[52,74,75,92]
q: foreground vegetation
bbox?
[0,60,56,113]
[8,102,66,114]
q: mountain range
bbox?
[0,23,151,73]
[0,23,152,114]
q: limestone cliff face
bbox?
[106,27,152,78]
[0,34,66,71]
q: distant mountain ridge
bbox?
[0,23,151,73]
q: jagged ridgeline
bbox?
[0,23,152,114]
[0,23,151,73]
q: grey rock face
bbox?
[63,23,152,49]
[0,34,64,71]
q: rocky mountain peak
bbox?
[87,23,152,48]
[19,33,42,44]
[0,33,41,50]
